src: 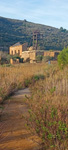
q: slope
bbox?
[0,16,68,52]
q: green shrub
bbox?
[33,74,45,81]
[58,47,68,68]
[24,79,31,87]
[11,54,23,63]
[36,55,43,62]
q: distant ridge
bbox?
[0,16,68,52]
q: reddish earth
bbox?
[0,88,42,150]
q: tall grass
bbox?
[0,63,46,101]
[26,64,68,150]
[0,62,68,149]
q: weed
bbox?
[26,64,68,149]
[24,79,31,87]
[50,86,56,94]
[32,74,45,81]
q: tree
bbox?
[0,51,11,64]
[60,27,67,32]
[58,47,68,68]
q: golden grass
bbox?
[0,63,46,101]
[26,64,68,150]
[0,62,68,149]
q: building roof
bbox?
[11,42,28,47]
[12,42,21,47]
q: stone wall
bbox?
[9,45,23,56]
[29,50,44,61]
[44,51,60,58]
[44,51,55,57]
[22,43,28,51]
[21,51,30,62]
[36,51,44,56]
[29,50,36,61]
[21,50,44,63]
[28,46,33,51]
[9,45,60,63]
[10,58,13,64]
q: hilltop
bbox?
[0,16,68,52]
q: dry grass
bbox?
[0,62,68,149]
[0,63,46,101]
[26,64,68,150]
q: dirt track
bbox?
[0,88,41,150]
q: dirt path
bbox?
[0,88,41,150]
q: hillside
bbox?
[0,16,68,52]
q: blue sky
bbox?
[0,0,68,29]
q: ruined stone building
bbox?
[44,51,60,58]
[9,42,27,56]
[29,50,44,63]
[9,42,60,64]
[21,51,30,62]
[21,49,44,63]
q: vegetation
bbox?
[25,64,68,150]
[42,56,54,62]
[36,55,43,62]
[10,54,23,63]
[0,51,11,64]
[58,47,68,68]
[0,16,68,52]
[0,61,68,149]
[0,52,23,64]
[0,63,46,101]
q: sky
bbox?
[0,0,68,29]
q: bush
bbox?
[58,47,68,68]
[11,54,23,63]
[42,56,53,62]
[0,52,11,64]
[36,55,43,62]
[33,74,45,81]
[26,67,68,149]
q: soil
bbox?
[0,88,42,150]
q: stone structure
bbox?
[9,42,60,64]
[44,51,60,58]
[10,58,19,64]
[28,46,33,51]
[9,42,27,56]
[10,58,13,64]
[21,50,44,63]
[14,49,60,63]
[29,50,60,63]
[29,50,44,63]
[21,51,30,62]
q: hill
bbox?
[0,16,68,52]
